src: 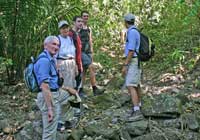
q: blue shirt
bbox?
[125,25,140,57]
[34,50,59,89]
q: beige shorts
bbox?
[57,59,78,88]
[125,58,141,87]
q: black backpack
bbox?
[131,27,155,62]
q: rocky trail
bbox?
[1,63,200,140]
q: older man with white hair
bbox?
[34,36,77,140]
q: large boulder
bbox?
[142,94,182,118]
[125,120,148,136]
[182,113,199,131]
[84,121,120,140]
[132,128,181,140]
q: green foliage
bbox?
[0,57,13,70]
[1,0,200,83]
[0,0,83,82]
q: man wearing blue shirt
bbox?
[122,13,143,120]
[34,36,77,140]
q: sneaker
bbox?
[93,88,105,96]
[126,110,144,122]
[57,122,65,132]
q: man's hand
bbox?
[122,66,128,77]
[48,108,53,123]
[63,87,77,95]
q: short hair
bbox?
[81,10,89,16]
[73,15,82,22]
[43,36,58,45]
[126,21,135,25]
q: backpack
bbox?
[24,55,47,93]
[131,27,155,62]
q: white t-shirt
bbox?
[58,35,76,58]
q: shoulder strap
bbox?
[35,51,58,76]
[33,53,48,64]
[57,35,61,48]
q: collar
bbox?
[43,50,54,61]
[128,25,136,31]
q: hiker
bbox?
[122,13,143,119]
[34,36,77,140]
[79,10,104,96]
[68,16,83,92]
[57,20,78,88]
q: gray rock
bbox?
[156,118,181,128]
[84,122,120,140]
[56,131,70,140]
[15,122,41,140]
[0,119,9,130]
[126,120,148,136]
[69,128,84,140]
[117,94,131,107]
[183,131,200,140]
[142,94,182,118]
[119,128,132,140]
[132,129,181,140]
[182,113,199,131]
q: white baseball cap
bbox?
[58,20,69,28]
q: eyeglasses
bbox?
[77,20,83,22]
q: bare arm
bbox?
[62,86,77,95]
[89,27,94,61]
[125,50,134,65]
[122,50,134,76]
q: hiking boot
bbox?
[93,88,105,96]
[126,110,144,122]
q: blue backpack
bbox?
[24,55,47,93]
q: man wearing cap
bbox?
[34,36,78,140]
[57,20,78,88]
[122,13,143,119]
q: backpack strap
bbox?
[34,52,58,76]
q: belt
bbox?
[38,88,59,92]
[57,57,74,60]
[50,88,59,92]
[132,56,137,58]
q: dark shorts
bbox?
[82,52,92,68]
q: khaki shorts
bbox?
[57,59,78,88]
[125,58,141,87]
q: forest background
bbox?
[0,0,200,84]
